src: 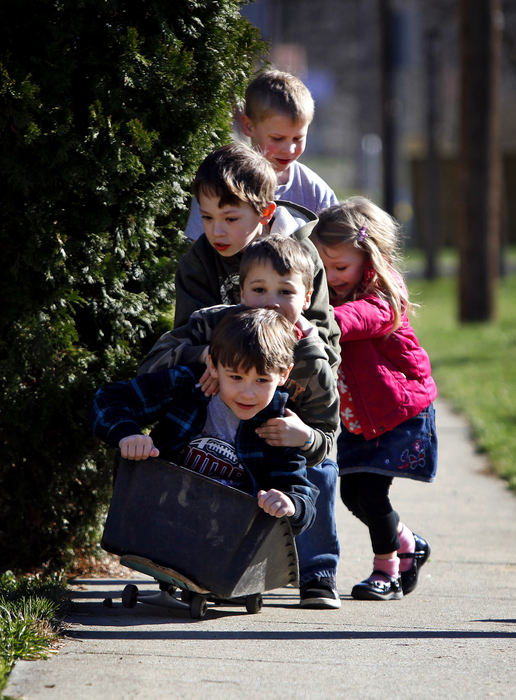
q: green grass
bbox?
[403,245,516,274]
[407,272,516,492]
[0,571,69,694]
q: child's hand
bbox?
[255,409,311,448]
[257,489,295,518]
[119,435,159,461]
[198,366,219,396]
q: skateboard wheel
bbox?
[190,594,208,619]
[103,597,113,608]
[122,583,139,608]
[245,593,262,614]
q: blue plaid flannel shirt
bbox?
[91,365,318,534]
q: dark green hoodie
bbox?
[173,201,340,371]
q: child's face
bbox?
[240,260,312,325]
[315,240,367,305]
[199,192,275,257]
[242,114,309,182]
[208,359,291,421]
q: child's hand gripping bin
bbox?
[101,457,299,602]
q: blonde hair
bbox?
[240,233,315,294]
[311,196,411,331]
[193,143,276,215]
[244,70,314,125]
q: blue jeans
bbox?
[295,458,340,587]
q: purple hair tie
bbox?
[358,225,368,242]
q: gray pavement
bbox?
[6,398,516,699]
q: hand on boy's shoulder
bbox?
[255,409,309,448]
[197,365,219,397]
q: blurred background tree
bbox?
[0,0,264,571]
[242,0,515,279]
[458,0,502,322]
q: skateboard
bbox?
[101,457,298,618]
[103,554,263,619]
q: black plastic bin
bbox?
[101,457,299,599]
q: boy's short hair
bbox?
[239,233,315,293]
[192,142,276,215]
[209,306,295,375]
[244,70,314,125]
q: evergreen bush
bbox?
[0,0,264,571]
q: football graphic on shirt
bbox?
[183,436,244,484]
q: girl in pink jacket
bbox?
[311,197,438,601]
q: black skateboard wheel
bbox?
[190,594,208,619]
[245,593,262,614]
[122,583,139,608]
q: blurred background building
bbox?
[241,0,516,247]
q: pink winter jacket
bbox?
[333,294,438,440]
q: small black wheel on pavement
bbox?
[122,583,139,608]
[103,597,113,608]
[190,594,208,619]
[245,593,262,614]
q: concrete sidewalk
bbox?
[6,398,516,699]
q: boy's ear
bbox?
[303,288,313,311]
[240,114,254,138]
[259,201,276,225]
[277,363,294,386]
[207,354,218,378]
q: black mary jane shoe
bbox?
[398,533,431,595]
[351,571,403,601]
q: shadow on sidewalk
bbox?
[65,628,516,641]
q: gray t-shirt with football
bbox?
[182,394,245,488]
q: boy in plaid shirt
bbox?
[91,307,318,535]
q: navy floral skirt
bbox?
[337,404,438,483]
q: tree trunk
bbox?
[423,26,440,280]
[380,0,401,216]
[458,0,502,322]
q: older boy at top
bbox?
[142,235,342,609]
[91,307,318,536]
[185,70,338,242]
[174,141,341,372]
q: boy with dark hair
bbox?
[174,142,340,371]
[91,307,318,535]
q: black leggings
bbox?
[340,472,400,555]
